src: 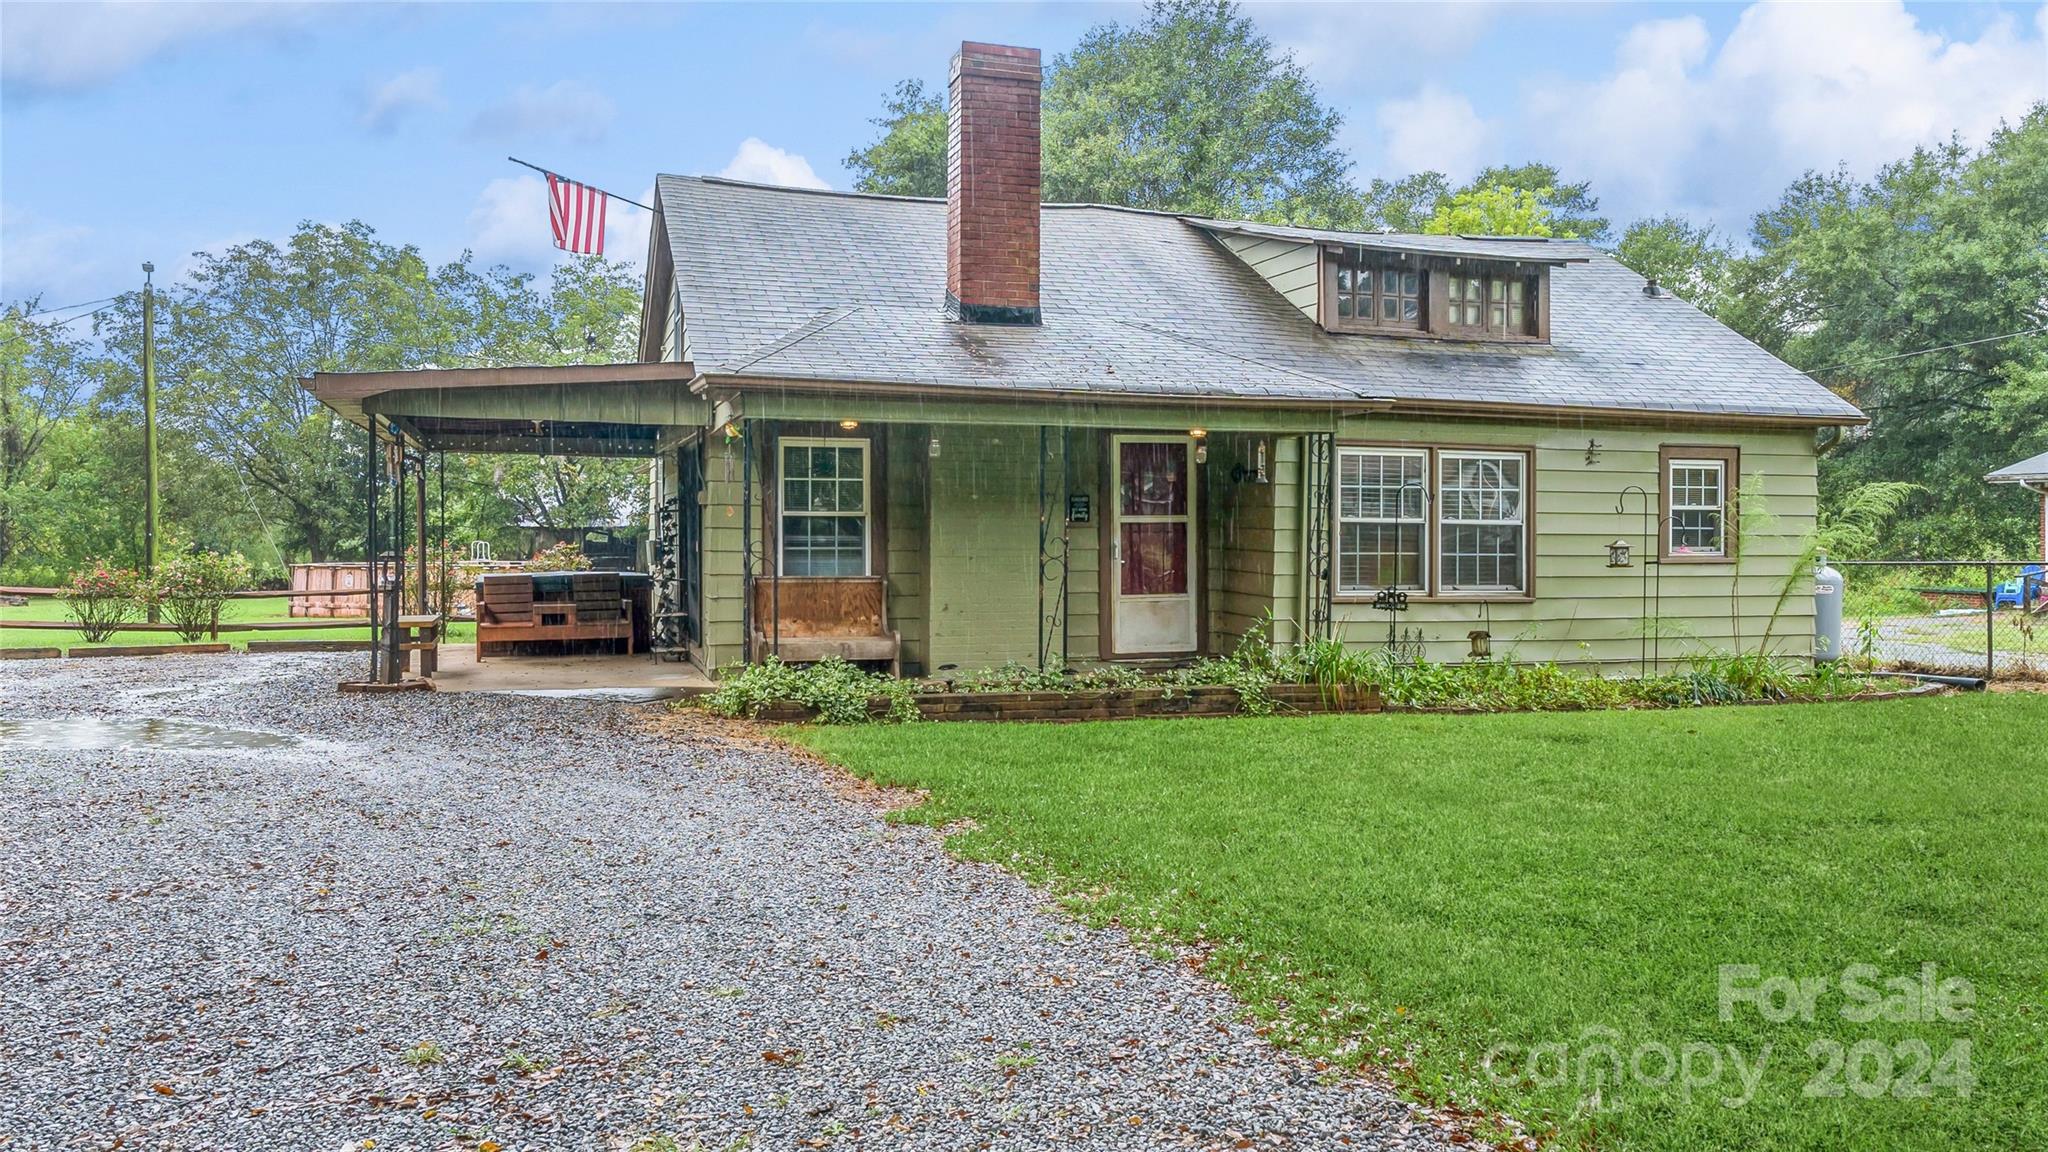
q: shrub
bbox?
[62,560,144,642]
[143,549,251,642]
[705,656,920,724]
[521,541,591,573]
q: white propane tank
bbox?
[1814,558,1845,662]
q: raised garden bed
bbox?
[751,682,1382,724]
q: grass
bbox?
[794,694,2048,1151]
[0,596,476,650]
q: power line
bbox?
[0,302,121,350]
[1807,326,2047,377]
[16,295,119,318]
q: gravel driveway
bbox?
[1,655,1449,1151]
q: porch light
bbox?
[1607,539,1633,568]
[839,419,860,430]
[928,436,941,458]
[1194,443,1208,465]
[1188,428,1207,439]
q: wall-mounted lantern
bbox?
[1607,539,1633,568]
[928,435,942,458]
[1255,439,1270,483]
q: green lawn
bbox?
[0,597,476,650]
[795,695,2048,1151]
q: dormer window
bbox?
[1328,249,1423,332]
[1448,271,1539,338]
[1318,244,1550,343]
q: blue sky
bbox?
[4,1,2044,308]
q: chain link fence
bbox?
[1836,560,2046,679]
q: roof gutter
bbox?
[690,371,1395,416]
[693,372,1865,430]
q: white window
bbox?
[779,437,869,577]
[1668,459,1727,557]
[1437,452,1526,593]
[1336,448,1428,593]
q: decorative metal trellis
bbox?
[1304,432,1335,640]
[1036,425,1072,670]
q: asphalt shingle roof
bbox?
[1988,449,2048,482]
[658,175,1865,423]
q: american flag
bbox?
[547,172,608,256]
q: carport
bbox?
[304,362,712,690]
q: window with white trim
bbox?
[1667,458,1727,557]
[779,437,869,577]
[1336,448,1427,593]
[1437,452,1526,593]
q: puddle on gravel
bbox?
[0,717,302,751]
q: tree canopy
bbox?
[846,0,1359,225]
[0,222,649,583]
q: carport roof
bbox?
[304,362,698,426]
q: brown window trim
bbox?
[1659,444,1739,564]
[1319,247,1551,344]
[1319,247,1428,335]
[1443,268,1544,341]
[764,422,888,581]
[1329,440,1537,603]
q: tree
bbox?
[454,254,650,553]
[1725,106,2048,557]
[1358,163,1606,239]
[845,0,1360,225]
[843,80,948,197]
[1360,171,1450,232]
[1466,163,1610,243]
[1424,185,1557,237]
[1614,215,1735,313]
[0,301,98,570]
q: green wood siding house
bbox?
[312,40,1865,679]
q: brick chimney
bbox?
[946,42,1041,325]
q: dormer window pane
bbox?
[1326,249,1424,333]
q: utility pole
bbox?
[142,262,161,620]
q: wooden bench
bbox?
[750,577,900,676]
[476,573,633,659]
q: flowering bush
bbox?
[144,549,251,642]
[62,560,143,642]
[521,541,592,572]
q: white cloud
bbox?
[0,204,103,303]
[1520,1,2048,226]
[717,139,831,190]
[360,67,442,135]
[468,81,617,144]
[1375,86,1493,180]
[0,2,322,94]
[1262,3,1503,80]
[463,175,652,272]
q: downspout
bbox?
[2025,480,2048,560]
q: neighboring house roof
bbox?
[657,175,1865,424]
[1988,449,2048,483]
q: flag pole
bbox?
[507,156,652,211]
